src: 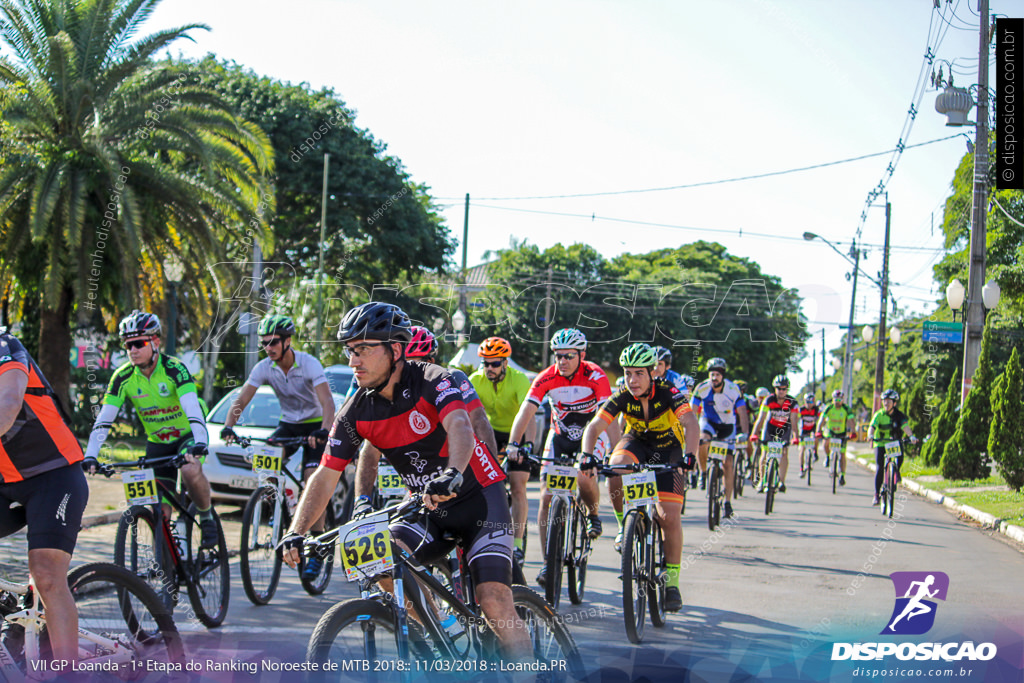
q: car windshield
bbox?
[207,389,280,428]
[324,366,354,396]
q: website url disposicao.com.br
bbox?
[849,665,982,679]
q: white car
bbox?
[204,385,352,520]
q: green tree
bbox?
[941,320,996,479]
[922,367,959,466]
[0,0,274,405]
[989,347,1024,491]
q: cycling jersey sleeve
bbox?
[596,390,628,423]
[322,409,362,471]
[451,370,483,412]
[244,358,269,389]
[102,366,131,409]
[424,366,469,422]
[164,356,197,395]
[307,355,329,389]
[85,403,120,460]
[525,366,556,406]
[179,392,209,447]
[671,388,693,420]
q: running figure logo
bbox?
[882,571,949,635]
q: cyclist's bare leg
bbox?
[578,470,600,515]
[697,441,709,480]
[780,447,790,485]
[653,500,683,564]
[607,475,623,516]
[508,470,529,546]
[477,581,532,660]
[302,466,327,533]
[538,489,551,553]
[180,459,212,510]
[29,548,76,662]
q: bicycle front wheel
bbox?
[621,511,648,644]
[69,562,185,676]
[805,448,813,486]
[301,496,337,596]
[113,506,176,611]
[567,501,589,605]
[240,485,285,605]
[733,452,745,498]
[185,506,230,628]
[765,460,778,516]
[511,585,586,681]
[307,598,415,682]
[707,463,721,531]
[647,519,667,628]
[544,496,567,608]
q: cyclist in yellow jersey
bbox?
[580,344,699,612]
[469,337,534,565]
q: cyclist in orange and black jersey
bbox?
[750,375,801,493]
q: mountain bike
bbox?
[599,461,678,644]
[706,441,729,530]
[100,451,230,628]
[732,437,747,498]
[828,437,843,494]
[304,499,584,682]
[763,441,784,516]
[536,452,592,607]
[879,440,903,518]
[0,562,184,680]
[799,435,815,486]
[236,435,343,605]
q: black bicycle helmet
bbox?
[118,310,161,338]
[707,357,727,374]
[337,303,413,343]
[772,374,790,388]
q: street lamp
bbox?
[862,326,874,343]
[452,309,467,346]
[853,359,863,372]
[165,256,185,356]
[889,327,902,345]
[946,278,966,320]
[982,280,1001,311]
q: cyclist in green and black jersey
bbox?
[83,311,218,547]
[867,389,917,506]
[816,389,855,486]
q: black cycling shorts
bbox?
[271,421,324,470]
[761,425,792,444]
[390,482,513,587]
[0,465,88,554]
[701,421,735,442]
[611,434,687,505]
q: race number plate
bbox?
[622,470,658,510]
[708,441,729,461]
[250,445,284,473]
[765,442,784,460]
[122,470,158,506]
[542,464,578,493]
[377,464,404,498]
[829,438,844,453]
[884,441,902,458]
[339,513,393,581]
[801,436,815,447]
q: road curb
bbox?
[853,455,1024,544]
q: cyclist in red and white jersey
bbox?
[751,374,801,493]
[506,328,616,590]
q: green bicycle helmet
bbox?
[619,343,657,369]
[257,314,296,337]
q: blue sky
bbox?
[147,0,1003,380]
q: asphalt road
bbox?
[4,444,1021,682]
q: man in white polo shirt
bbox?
[221,314,335,578]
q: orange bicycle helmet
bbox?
[478,336,512,359]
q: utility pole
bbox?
[541,266,553,369]
[841,242,861,403]
[872,200,892,412]
[962,0,990,403]
[820,329,826,401]
[459,194,469,340]
[812,350,817,400]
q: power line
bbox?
[436,134,963,202]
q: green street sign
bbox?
[922,320,963,343]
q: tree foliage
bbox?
[0,0,274,404]
[922,367,959,466]
[989,347,1024,491]
[473,240,809,379]
[941,320,995,480]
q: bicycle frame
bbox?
[0,576,137,679]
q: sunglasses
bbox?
[258,337,282,349]
[343,342,385,359]
[554,352,578,361]
[124,339,150,350]
[482,360,504,369]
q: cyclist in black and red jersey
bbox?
[281,303,529,659]
[797,392,822,477]
[750,374,801,493]
[505,328,617,590]
[0,329,87,663]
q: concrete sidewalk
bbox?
[848,441,1024,547]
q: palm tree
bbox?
[0,0,274,406]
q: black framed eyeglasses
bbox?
[258,337,282,349]
[344,342,386,359]
[124,339,150,350]
[482,360,504,369]
[554,352,578,361]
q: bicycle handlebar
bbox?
[97,453,186,477]
[596,461,683,478]
[304,497,425,555]
[236,435,310,448]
